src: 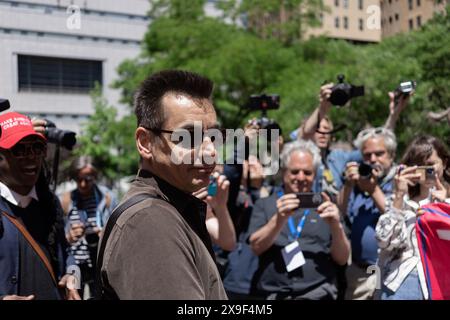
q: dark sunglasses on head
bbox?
[10,141,47,158]
[145,127,228,149]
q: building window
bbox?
[343,0,349,9]
[408,0,413,10]
[359,18,364,30]
[417,0,421,6]
[395,13,399,21]
[409,19,414,30]
[358,0,363,10]
[389,16,393,24]
[18,55,102,93]
[344,16,348,29]
[417,15,422,27]
[335,17,340,28]
[335,0,339,7]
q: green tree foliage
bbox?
[238,0,327,45]
[74,86,138,183]
[82,1,448,179]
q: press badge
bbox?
[282,241,305,272]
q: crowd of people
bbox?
[0,69,449,300]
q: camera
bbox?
[394,81,416,103]
[44,119,77,150]
[296,193,323,209]
[358,162,374,179]
[329,74,365,107]
[416,166,435,182]
[246,94,280,111]
[0,98,10,113]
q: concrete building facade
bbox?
[0,0,150,133]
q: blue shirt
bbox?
[314,149,362,193]
[347,177,394,265]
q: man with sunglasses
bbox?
[0,112,80,300]
[98,70,227,299]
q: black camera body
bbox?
[247,94,280,111]
[358,162,374,179]
[44,119,77,150]
[296,192,323,209]
[329,75,365,107]
[0,99,10,113]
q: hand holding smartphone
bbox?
[296,193,323,209]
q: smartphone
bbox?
[416,166,435,182]
[207,176,218,196]
[296,193,323,209]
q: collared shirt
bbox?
[0,182,38,208]
[314,149,362,195]
[101,169,228,300]
[347,166,397,265]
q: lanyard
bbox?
[287,210,310,240]
[277,190,310,241]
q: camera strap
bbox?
[315,112,347,135]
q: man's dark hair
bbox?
[134,70,214,130]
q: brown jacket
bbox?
[101,170,228,300]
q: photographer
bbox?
[221,120,282,299]
[60,156,118,299]
[384,83,414,131]
[247,140,350,300]
[298,83,362,196]
[376,135,450,300]
[0,112,80,300]
[338,127,397,300]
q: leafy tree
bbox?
[74,86,138,185]
[79,0,449,180]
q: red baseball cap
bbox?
[0,112,46,149]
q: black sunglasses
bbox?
[10,141,47,158]
[76,175,95,183]
[144,127,228,149]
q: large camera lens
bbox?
[46,127,76,150]
[329,87,350,106]
[359,162,373,179]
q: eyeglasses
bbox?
[357,127,392,140]
[77,175,95,183]
[144,127,228,149]
[10,141,47,158]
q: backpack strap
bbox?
[95,193,163,299]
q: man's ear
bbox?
[136,127,153,161]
